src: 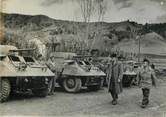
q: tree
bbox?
[77,0,96,53]
[91,0,107,52]
[95,0,107,22]
[77,0,107,54]
[78,0,95,23]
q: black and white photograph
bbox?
[0,0,166,116]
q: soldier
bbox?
[38,54,47,71]
[107,53,123,105]
[46,56,57,95]
[38,54,45,65]
[137,59,157,108]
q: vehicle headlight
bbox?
[24,78,28,83]
[45,78,49,84]
[45,78,49,82]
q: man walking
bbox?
[137,59,157,108]
[107,53,123,105]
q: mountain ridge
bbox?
[1,12,166,56]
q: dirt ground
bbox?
[0,76,166,117]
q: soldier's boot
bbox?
[112,99,117,105]
[141,98,147,108]
[112,93,118,105]
[141,88,150,108]
[48,78,56,95]
[144,88,150,105]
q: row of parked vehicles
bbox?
[1,45,143,102]
[0,45,106,102]
[2,43,166,103]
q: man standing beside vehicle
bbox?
[107,53,123,105]
[137,59,157,108]
[46,56,57,95]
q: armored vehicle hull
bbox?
[0,45,54,102]
[50,52,106,93]
[122,60,138,87]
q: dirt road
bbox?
[0,79,166,117]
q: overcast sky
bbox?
[3,0,166,24]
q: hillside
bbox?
[1,13,166,57]
[115,32,166,55]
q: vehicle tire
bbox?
[0,79,11,102]
[32,89,48,97]
[87,85,101,91]
[63,78,82,93]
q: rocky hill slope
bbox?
[1,13,166,57]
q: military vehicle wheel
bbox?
[0,79,11,102]
[63,78,82,93]
[87,85,101,91]
[32,89,48,97]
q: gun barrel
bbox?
[9,48,36,52]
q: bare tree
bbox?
[76,0,108,54]
[78,0,95,23]
[95,0,107,22]
[90,0,107,52]
[77,0,96,54]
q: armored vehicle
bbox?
[122,60,138,87]
[91,57,111,86]
[0,45,54,102]
[50,52,106,93]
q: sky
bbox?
[2,0,166,24]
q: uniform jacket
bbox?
[107,61,123,94]
[138,66,157,88]
[46,59,56,73]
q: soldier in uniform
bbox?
[137,59,157,108]
[46,56,57,95]
[107,53,123,105]
[38,54,45,65]
[37,54,48,72]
